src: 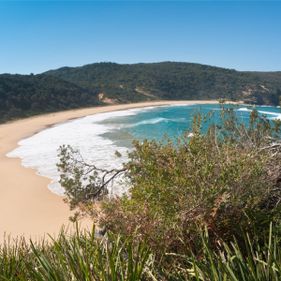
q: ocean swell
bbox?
[7,108,151,196]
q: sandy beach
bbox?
[0,100,220,242]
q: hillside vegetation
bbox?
[46,62,281,104]
[0,74,99,123]
[1,62,281,123]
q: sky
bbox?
[0,1,280,74]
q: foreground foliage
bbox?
[58,105,281,256]
[1,225,281,280]
[0,227,151,281]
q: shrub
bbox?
[100,107,281,256]
[58,106,281,259]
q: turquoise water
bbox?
[100,104,281,147]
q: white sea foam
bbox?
[237,107,281,120]
[124,117,168,127]
[237,107,252,112]
[258,110,281,120]
[125,117,188,128]
[7,107,151,196]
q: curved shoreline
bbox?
[0,100,219,242]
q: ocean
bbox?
[7,103,281,195]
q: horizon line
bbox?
[1,60,281,76]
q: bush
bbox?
[58,106,281,265]
[99,108,281,256]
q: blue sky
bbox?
[0,1,280,74]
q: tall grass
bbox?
[0,225,281,280]
[0,226,152,281]
[164,224,281,281]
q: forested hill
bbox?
[0,74,99,123]
[0,62,281,123]
[45,62,281,105]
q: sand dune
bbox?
[0,100,219,242]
